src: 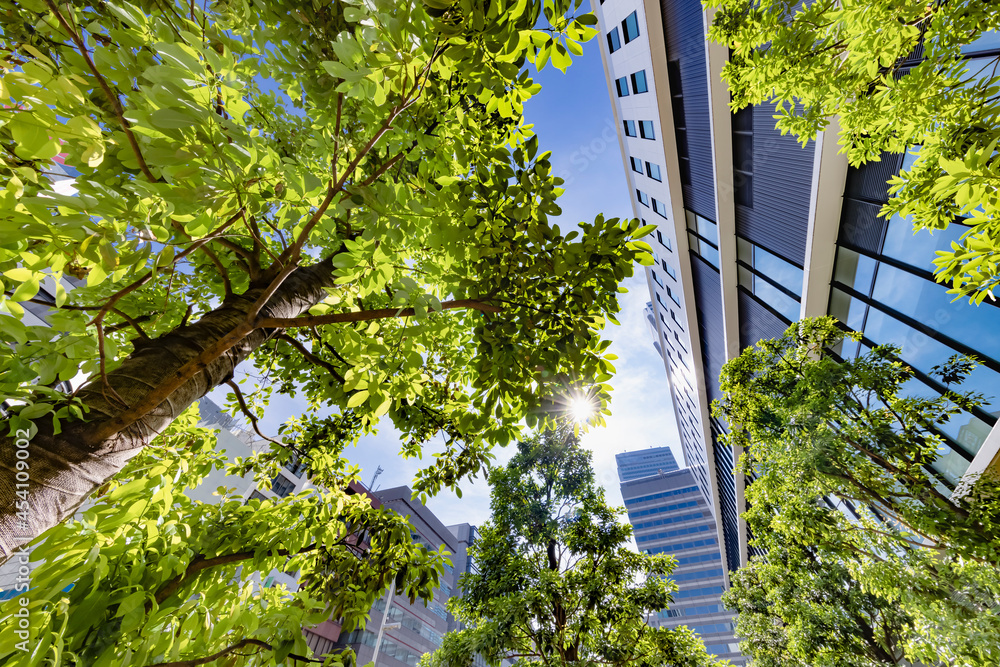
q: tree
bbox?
[0,0,652,555]
[723,536,911,666]
[705,0,1000,301]
[0,405,448,666]
[421,431,720,667]
[714,317,1000,666]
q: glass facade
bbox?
[618,467,745,666]
[830,178,1000,486]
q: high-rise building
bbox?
[619,465,744,665]
[337,486,460,666]
[594,0,1000,575]
[615,445,679,482]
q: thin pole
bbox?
[370,584,394,665]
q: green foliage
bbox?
[723,541,912,666]
[0,405,445,666]
[705,0,1000,301]
[715,317,1000,666]
[0,0,651,546]
[421,431,721,667]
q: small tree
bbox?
[705,0,1000,301]
[421,431,720,667]
[0,405,446,666]
[715,317,1000,666]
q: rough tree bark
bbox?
[0,257,337,559]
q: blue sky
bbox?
[208,38,682,527]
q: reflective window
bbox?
[688,233,720,268]
[881,213,967,273]
[685,210,718,245]
[646,161,662,181]
[622,11,640,44]
[637,189,650,207]
[657,229,673,251]
[652,198,668,218]
[607,27,621,53]
[652,270,663,287]
[871,263,1000,362]
[753,245,803,296]
[739,270,800,321]
[833,247,877,294]
[630,156,643,173]
[615,75,629,97]
[631,70,649,93]
[863,309,998,411]
[828,286,868,332]
[624,120,637,137]
[960,55,1000,87]
[639,120,655,140]
[961,30,1000,55]
[662,260,677,281]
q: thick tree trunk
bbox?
[0,258,336,559]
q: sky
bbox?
[208,38,682,527]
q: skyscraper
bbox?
[594,0,1000,574]
[615,445,678,482]
[618,462,745,665]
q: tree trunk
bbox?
[0,258,336,560]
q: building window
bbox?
[652,270,663,287]
[624,120,637,137]
[667,60,691,186]
[639,120,655,139]
[646,162,662,181]
[622,11,640,44]
[652,198,668,218]
[637,189,650,207]
[657,230,673,251]
[737,238,803,322]
[607,27,621,53]
[667,285,681,306]
[732,105,753,208]
[662,260,677,281]
[686,210,719,269]
[615,76,629,97]
[271,473,296,498]
[630,156,643,173]
[631,70,648,93]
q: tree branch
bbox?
[144,637,323,666]
[258,299,501,329]
[42,0,157,182]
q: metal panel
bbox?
[737,289,789,349]
[689,255,725,406]
[838,199,886,253]
[659,0,715,220]
[843,151,903,204]
[733,102,815,266]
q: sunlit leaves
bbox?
[706,0,1000,301]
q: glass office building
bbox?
[615,445,679,482]
[594,0,1000,576]
[618,462,745,665]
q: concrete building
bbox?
[615,445,679,482]
[594,0,1000,577]
[618,459,744,665]
[337,486,460,667]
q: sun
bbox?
[568,395,596,424]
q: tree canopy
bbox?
[0,0,652,555]
[0,405,448,666]
[714,317,1000,667]
[421,431,720,667]
[705,0,1000,302]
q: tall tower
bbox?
[617,458,745,665]
[615,446,678,482]
[593,0,1000,577]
